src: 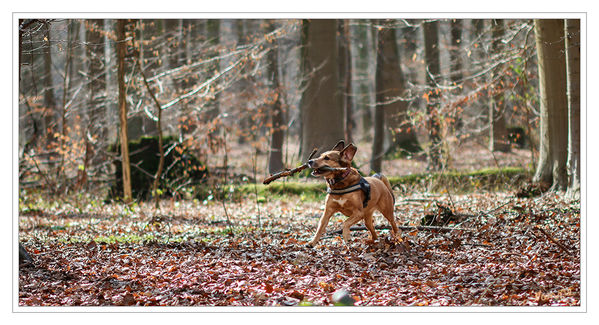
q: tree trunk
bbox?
[299,19,344,160]
[351,20,373,142]
[116,19,133,202]
[371,87,385,173]
[565,19,580,199]
[339,20,354,144]
[470,19,489,131]
[266,20,285,174]
[449,19,463,131]
[489,19,511,152]
[532,19,568,191]
[376,19,419,157]
[423,20,443,170]
[206,19,221,123]
[81,19,105,190]
[42,21,56,146]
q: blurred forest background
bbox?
[17,18,581,202]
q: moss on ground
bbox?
[234,167,531,201]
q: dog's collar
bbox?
[326,168,351,186]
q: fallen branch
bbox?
[534,226,575,256]
[262,148,318,185]
[324,224,476,237]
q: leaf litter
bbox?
[19,192,580,306]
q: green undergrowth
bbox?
[388,166,531,193]
[237,167,531,201]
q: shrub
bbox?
[109,136,208,200]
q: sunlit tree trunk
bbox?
[532,19,568,191]
[565,19,580,199]
[266,20,284,174]
[116,19,132,202]
[423,20,443,170]
[489,19,510,152]
[449,19,463,131]
[81,19,105,190]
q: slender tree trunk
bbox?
[351,20,373,142]
[206,19,221,123]
[449,19,463,131]
[139,66,165,208]
[532,19,568,191]
[339,20,354,143]
[565,19,580,199]
[468,19,486,132]
[57,21,75,184]
[42,21,56,146]
[489,19,511,152]
[266,20,285,174]
[299,19,344,159]
[81,19,105,190]
[371,101,385,173]
[116,19,133,202]
[423,20,443,170]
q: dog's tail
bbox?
[373,173,395,204]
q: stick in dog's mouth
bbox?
[311,165,348,176]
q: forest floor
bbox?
[18,137,581,307]
[18,188,580,307]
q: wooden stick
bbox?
[315,166,349,173]
[535,226,575,255]
[262,148,318,185]
[262,163,309,185]
[324,224,475,236]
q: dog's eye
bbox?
[324,156,330,160]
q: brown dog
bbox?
[306,141,399,247]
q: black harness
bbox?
[327,177,371,208]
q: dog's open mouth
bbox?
[311,167,327,176]
[311,166,336,176]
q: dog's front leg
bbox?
[341,211,364,243]
[306,206,335,247]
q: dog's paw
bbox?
[305,241,317,248]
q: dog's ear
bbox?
[331,140,345,152]
[340,143,357,163]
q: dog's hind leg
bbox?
[380,204,399,237]
[364,212,377,241]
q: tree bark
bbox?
[489,19,511,152]
[565,19,580,199]
[423,20,443,170]
[339,20,354,144]
[206,19,221,123]
[42,21,56,146]
[449,19,463,131]
[351,20,373,142]
[375,19,419,158]
[81,19,106,190]
[532,19,568,191]
[299,19,344,160]
[116,19,133,202]
[266,20,285,174]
